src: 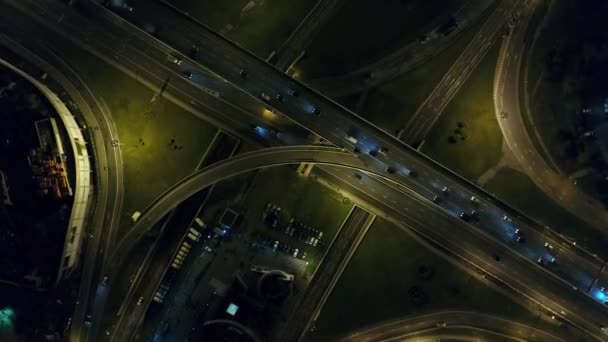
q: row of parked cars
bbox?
[252,233,307,260]
[262,202,324,248]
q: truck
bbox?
[194,217,206,228]
[189,227,202,237]
[187,232,200,242]
[346,135,358,144]
[131,211,141,222]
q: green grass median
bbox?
[307,219,542,341]
[362,18,482,135]
[297,0,462,79]
[422,40,503,181]
[52,41,217,232]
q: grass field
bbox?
[296,0,462,79]
[306,219,541,341]
[53,42,218,232]
[483,167,608,258]
[422,40,503,181]
[169,0,315,58]
[525,1,588,173]
[362,18,482,134]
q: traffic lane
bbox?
[316,166,608,340]
[321,167,606,340]
[15,1,271,140]
[345,311,568,342]
[89,0,592,270]
[358,152,601,292]
[493,16,605,280]
[283,209,370,341]
[495,10,608,254]
[14,0,608,332]
[401,0,521,137]
[112,251,170,341]
[0,33,126,340]
[106,147,366,276]
[25,0,608,312]
[152,8,608,290]
[132,0,608,288]
[366,168,598,303]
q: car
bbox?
[85,313,93,327]
[537,256,556,265]
[353,146,361,153]
[354,173,362,180]
[436,322,447,328]
[204,246,213,253]
[516,235,525,243]
[276,93,284,102]
[239,69,247,79]
[470,210,480,220]
[289,89,298,96]
[379,146,389,155]
[122,3,133,11]
[385,166,396,174]
[189,45,199,58]
[292,248,299,258]
[459,212,470,221]
[261,92,271,101]
[317,232,323,239]
[167,55,182,65]
[470,196,480,204]
[503,215,511,222]
[368,149,378,156]
[272,240,279,250]
[493,254,501,262]
[137,296,144,306]
[300,252,307,259]
[183,71,193,80]
[432,195,440,203]
[544,242,554,250]
[312,107,321,115]
[441,186,449,193]
[404,169,416,177]
[102,276,108,286]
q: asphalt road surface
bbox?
[4,1,608,340]
[344,311,570,342]
[272,0,347,71]
[493,1,608,244]
[276,206,375,342]
[399,0,527,145]
[0,34,125,342]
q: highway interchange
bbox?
[2,0,608,340]
[343,311,572,342]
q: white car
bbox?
[167,55,182,65]
[292,248,299,258]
